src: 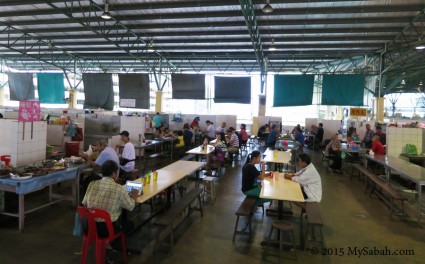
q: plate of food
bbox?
[50,166,66,171]
[10,173,33,180]
[31,169,49,177]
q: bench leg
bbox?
[197,194,203,217]
[389,198,395,220]
[233,216,240,242]
[369,183,375,198]
[248,215,252,242]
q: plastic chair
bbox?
[78,207,127,264]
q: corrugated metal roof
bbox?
[0,0,423,90]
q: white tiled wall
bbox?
[0,120,47,166]
[387,127,424,157]
[120,116,145,144]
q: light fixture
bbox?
[101,0,111,19]
[147,40,155,52]
[416,45,425,50]
[262,0,273,14]
[268,38,277,51]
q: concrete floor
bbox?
[0,147,424,264]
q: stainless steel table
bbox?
[365,154,425,224]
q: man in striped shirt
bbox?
[226,127,240,158]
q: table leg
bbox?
[49,185,52,202]
[74,175,78,206]
[166,186,172,209]
[278,200,283,220]
[417,184,422,225]
[19,194,24,232]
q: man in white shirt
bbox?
[216,122,227,134]
[206,120,216,141]
[117,130,136,175]
[284,153,322,203]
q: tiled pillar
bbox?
[374,97,385,122]
[155,91,163,113]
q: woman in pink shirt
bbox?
[239,123,249,144]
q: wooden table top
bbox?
[263,149,292,164]
[186,145,215,155]
[260,175,305,202]
[160,160,206,175]
[134,160,205,204]
[134,169,186,204]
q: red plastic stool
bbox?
[78,207,127,264]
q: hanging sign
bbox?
[18,100,41,122]
[350,107,367,117]
[120,98,136,107]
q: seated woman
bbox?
[239,124,249,145]
[328,134,343,174]
[204,132,227,175]
[241,151,266,197]
[174,131,185,148]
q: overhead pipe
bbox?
[378,43,387,98]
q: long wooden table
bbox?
[259,174,305,247]
[134,160,205,204]
[129,160,205,235]
[260,175,305,219]
[263,148,292,172]
[186,145,215,160]
[365,154,425,224]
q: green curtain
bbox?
[273,75,314,106]
[322,74,365,106]
[37,73,65,104]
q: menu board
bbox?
[18,100,41,122]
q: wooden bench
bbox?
[180,154,195,161]
[232,196,257,242]
[153,188,203,253]
[303,202,324,250]
[351,163,407,219]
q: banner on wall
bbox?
[18,100,41,122]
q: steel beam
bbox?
[0,3,422,18]
[240,0,267,92]
[0,22,104,73]
[45,0,177,74]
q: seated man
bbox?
[257,123,269,139]
[226,127,240,158]
[183,123,193,150]
[315,123,324,147]
[83,139,120,192]
[82,160,139,248]
[266,125,279,147]
[284,153,322,205]
[205,120,216,141]
[116,131,136,182]
[375,125,386,145]
[368,135,386,173]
